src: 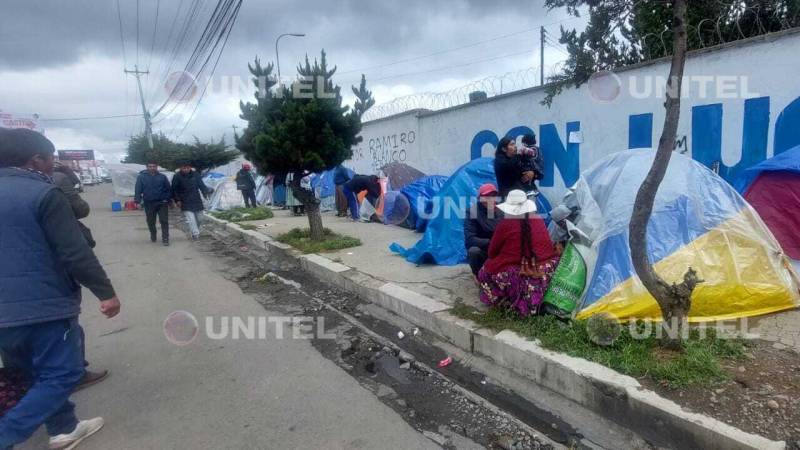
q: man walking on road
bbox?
[235,163,258,208]
[52,162,109,390]
[134,162,172,246]
[0,128,122,450]
[172,163,211,241]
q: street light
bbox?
[275,33,306,87]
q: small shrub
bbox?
[276,227,361,253]
[211,206,274,222]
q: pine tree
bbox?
[237,50,371,241]
[352,74,376,118]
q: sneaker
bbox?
[49,417,104,450]
[163,240,170,246]
[74,369,109,392]
[150,234,157,243]
[191,235,199,241]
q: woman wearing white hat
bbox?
[477,190,560,315]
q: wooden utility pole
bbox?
[124,65,154,149]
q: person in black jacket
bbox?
[172,164,211,241]
[464,183,502,276]
[493,137,536,199]
[134,162,173,245]
[343,174,381,221]
[0,128,119,449]
[235,163,257,208]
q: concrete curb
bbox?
[205,216,785,450]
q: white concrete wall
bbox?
[346,30,800,202]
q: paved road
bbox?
[22,184,438,450]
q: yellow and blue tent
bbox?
[574,150,800,322]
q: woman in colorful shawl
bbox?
[477,189,560,315]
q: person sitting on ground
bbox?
[0,128,121,450]
[235,163,258,208]
[494,137,536,199]
[172,163,212,241]
[342,174,381,221]
[464,183,503,278]
[518,133,544,194]
[333,165,352,217]
[477,189,560,316]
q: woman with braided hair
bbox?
[477,190,561,315]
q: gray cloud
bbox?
[0,0,578,153]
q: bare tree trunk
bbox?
[290,171,325,241]
[628,0,700,350]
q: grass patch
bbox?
[276,227,361,254]
[238,223,257,231]
[451,302,747,388]
[210,206,274,222]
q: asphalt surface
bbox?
[19,183,440,450]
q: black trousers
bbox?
[242,189,257,208]
[145,202,169,241]
[467,246,488,276]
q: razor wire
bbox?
[640,4,800,60]
[361,67,541,121]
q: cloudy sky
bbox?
[0,0,580,162]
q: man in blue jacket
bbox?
[134,162,172,246]
[0,128,121,449]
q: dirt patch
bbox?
[643,341,800,448]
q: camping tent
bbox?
[310,167,353,212]
[735,145,800,259]
[390,157,551,265]
[381,162,426,190]
[203,172,228,192]
[573,150,800,322]
[208,180,245,211]
[107,163,173,198]
[398,175,449,231]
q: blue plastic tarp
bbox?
[390,157,552,266]
[400,175,449,231]
[734,144,800,193]
[310,167,354,199]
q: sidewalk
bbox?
[244,208,800,351]
[209,207,798,449]
[241,208,485,311]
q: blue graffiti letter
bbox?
[539,122,580,188]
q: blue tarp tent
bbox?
[310,167,354,211]
[399,175,449,231]
[390,158,551,265]
[734,145,800,193]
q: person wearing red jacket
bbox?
[477,189,560,316]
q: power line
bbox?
[146,0,187,103]
[337,15,582,77]
[154,0,241,121]
[365,48,534,83]
[136,0,140,64]
[115,0,128,68]
[40,113,143,122]
[146,0,161,72]
[174,0,243,139]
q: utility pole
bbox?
[125,65,154,149]
[540,26,546,86]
